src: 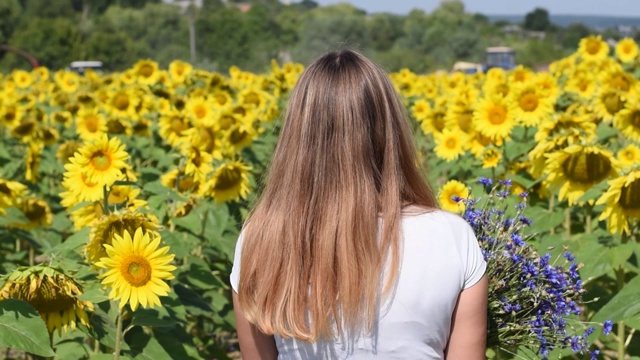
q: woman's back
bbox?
[231,210,486,359]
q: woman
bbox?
[230,50,487,359]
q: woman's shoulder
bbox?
[401,207,473,238]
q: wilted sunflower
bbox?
[69,135,129,188]
[617,144,640,170]
[204,161,252,203]
[95,228,176,311]
[25,143,42,183]
[544,144,619,205]
[56,140,82,165]
[0,265,93,335]
[578,35,610,62]
[434,129,466,162]
[473,95,515,144]
[86,211,159,265]
[438,180,469,214]
[596,170,640,235]
[615,38,639,63]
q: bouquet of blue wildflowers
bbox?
[459,178,605,359]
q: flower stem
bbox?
[616,266,626,359]
[103,185,110,215]
[564,207,571,239]
[113,307,123,360]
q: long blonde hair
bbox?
[238,50,437,341]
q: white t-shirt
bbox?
[230,209,487,359]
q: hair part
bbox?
[238,49,438,341]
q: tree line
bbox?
[0,0,632,73]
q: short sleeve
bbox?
[461,222,487,289]
[229,231,245,293]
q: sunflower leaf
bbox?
[0,299,55,357]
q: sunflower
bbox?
[75,108,108,142]
[509,65,534,84]
[181,146,214,182]
[133,59,160,85]
[614,100,640,142]
[54,71,81,93]
[420,99,447,135]
[511,84,553,127]
[0,265,93,335]
[434,129,466,162]
[600,65,636,95]
[10,118,39,143]
[472,95,515,143]
[445,101,475,135]
[11,198,53,230]
[592,87,625,123]
[223,124,258,154]
[204,161,252,203]
[617,144,640,170]
[438,180,469,214]
[56,140,82,165]
[534,72,560,101]
[183,125,222,156]
[596,170,640,235]
[168,60,193,84]
[69,202,104,230]
[544,144,619,205]
[25,143,42,183]
[50,110,73,127]
[159,110,191,147]
[615,38,639,63]
[161,169,201,194]
[107,89,140,118]
[411,99,431,122]
[69,135,130,188]
[565,74,597,99]
[482,148,502,169]
[0,179,27,214]
[95,228,176,311]
[0,104,23,129]
[579,35,610,63]
[87,212,159,265]
[12,70,34,89]
[61,162,106,207]
[186,97,216,126]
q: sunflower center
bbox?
[230,128,248,144]
[120,254,152,287]
[23,201,47,221]
[194,105,207,119]
[519,93,539,112]
[220,115,236,130]
[622,44,634,54]
[177,176,196,192]
[84,115,99,132]
[27,278,77,313]
[496,84,509,97]
[170,117,187,133]
[488,105,507,125]
[624,151,635,161]
[619,179,640,210]
[244,92,260,106]
[433,112,446,132]
[458,111,473,132]
[603,93,624,115]
[215,93,229,106]
[113,93,130,111]
[0,183,10,195]
[90,151,112,171]
[445,138,457,149]
[610,75,631,92]
[139,64,155,78]
[233,106,247,117]
[107,119,126,134]
[586,39,601,54]
[13,120,36,136]
[214,168,242,191]
[561,151,612,184]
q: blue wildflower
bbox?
[478,177,493,186]
[603,320,613,335]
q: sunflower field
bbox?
[0,35,639,359]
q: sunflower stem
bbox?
[549,196,555,234]
[29,244,34,266]
[585,206,592,235]
[113,307,123,360]
[616,266,626,359]
[564,207,571,239]
[103,185,110,215]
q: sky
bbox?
[306,0,640,17]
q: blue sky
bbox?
[307,0,640,17]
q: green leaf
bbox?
[0,207,29,227]
[130,308,177,328]
[50,227,90,256]
[596,122,618,141]
[54,336,90,360]
[126,327,173,360]
[593,275,640,323]
[527,206,564,235]
[0,299,55,357]
[576,179,609,204]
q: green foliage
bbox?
[0,299,55,357]
[523,7,552,31]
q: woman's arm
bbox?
[445,274,488,360]
[232,291,278,360]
